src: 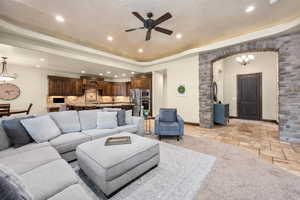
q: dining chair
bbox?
[26,103,33,115]
[0,104,10,117]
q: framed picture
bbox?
[177,84,186,96]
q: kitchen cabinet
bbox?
[48,76,83,96]
[131,74,152,90]
[102,82,113,96]
[102,82,129,96]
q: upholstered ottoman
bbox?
[76,132,160,196]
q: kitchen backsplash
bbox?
[48,96,130,104]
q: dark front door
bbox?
[237,73,262,120]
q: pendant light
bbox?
[0,57,17,81]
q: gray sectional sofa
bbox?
[0,109,144,200]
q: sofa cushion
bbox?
[117,110,126,126]
[116,125,138,133]
[97,112,118,129]
[0,146,60,175]
[77,132,159,181]
[21,116,61,143]
[103,108,121,112]
[82,128,119,140]
[48,184,93,200]
[159,122,180,132]
[78,109,99,130]
[49,111,81,133]
[159,108,177,122]
[2,116,35,148]
[125,110,133,125]
[0,164,33,200]
[50,132,91,154]
[21,159,78,200]
[0,142,50,159]
[0,118,10,151]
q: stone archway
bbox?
[198,31,300,142]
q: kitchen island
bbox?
[48,103,135,112]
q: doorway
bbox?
[237,73,262,120]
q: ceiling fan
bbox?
[125,12,173,41]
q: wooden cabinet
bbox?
[101,82,129,96]
[48,76,83,96]
[101,82,113,96]
[131,74,152,90]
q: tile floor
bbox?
[147,118,300,175]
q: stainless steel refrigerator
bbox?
[129,89,142,116]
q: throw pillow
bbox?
[20,115,61,143]
[97,112,118,129]
[2,116,35,148]
[0,164,33,200]
[159,108,177,122]
[117,110,126,126]
[0,118,11,151]
[125,110,133,125]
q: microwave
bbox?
[141,89,150,98]
[53,97,65,104]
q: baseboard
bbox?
[229,116,278,124]
[184,122,199,126]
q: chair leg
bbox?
[177,136,179,141]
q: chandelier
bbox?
[0,57,17,81]
[236,54,255,66]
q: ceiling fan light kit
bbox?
[125,12,173,41]
[0,57,17,82]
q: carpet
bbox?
[151,135,300,200]
[71,142,216,200]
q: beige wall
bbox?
[151,55,199,123]
[152,71,165,116]
[213,51,278,120]
[0,64,80,114]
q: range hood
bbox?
[81,76,104,90]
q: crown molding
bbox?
[0,17,300,68]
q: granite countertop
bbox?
[48,103,134,108]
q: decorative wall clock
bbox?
[0,83,21,100]
[177,84,186,96]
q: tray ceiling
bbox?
[0,0,299,62]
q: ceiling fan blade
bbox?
[132,12,145,23]
[154,12,172,26]
[146,30,151,41]
[154,27,173,35]
[125,27,144,32]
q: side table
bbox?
[144,116,155,135]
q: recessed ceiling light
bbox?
[99,73,103,76]
[138,49,143,53]
[107,36,113,41]
[35,64,40,68]
[114,75,118,78]
[122,73,126,77]
[40,58,45,62]
[81,70,86,74]
[55,15,65,22]
[176,33,182,39]
[106,71,111,74]
[246,6,255,13]
[270,0,279,5]
[131,72,135,75]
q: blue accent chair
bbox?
[155,108,184,141]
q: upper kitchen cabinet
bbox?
[48,76,83,96]
[101,82,129,96]
[131,73,152,90]
[81,76,104,90]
